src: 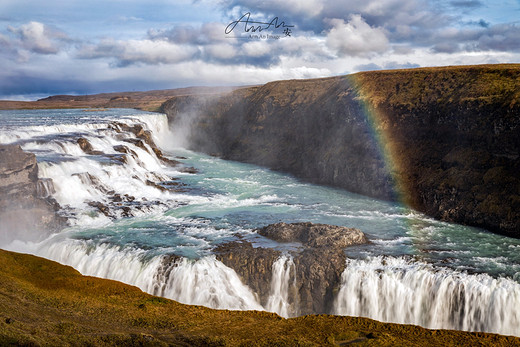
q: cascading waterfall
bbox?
[266,255,297,318]
[34,238,263,311]
[334,256,520,336]
[5,111,184,225]
[158,256,263,310]
[2,108,520,338]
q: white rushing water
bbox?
[16,236,263,311]
[266,255,297,318]
[1,108,520,337]
[334,256,520,336]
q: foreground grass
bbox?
[0,249,518,346]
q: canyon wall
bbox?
[161,64,520,237]
[0,144,64,244]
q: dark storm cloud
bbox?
[354,63,382,71]
[0,73,181,97]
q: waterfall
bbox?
[36,178,56,198]
[34,238,263,311]
[6,112,184,224]
[334,256,520,336]
[266,255,297,318]
[159,256,263,310]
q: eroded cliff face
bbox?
[0,144,65,245]
[162,64,520,237]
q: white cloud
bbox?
[7,21,67,54]
[326,15,389,57]
[78,39,198,66]
[205,43,237,59]
[242,40,271,57]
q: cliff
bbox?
[0,144,65,245]
[161,64,520,237]
[1,248,517,346]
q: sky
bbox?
[0,0,519,100]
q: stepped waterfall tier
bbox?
[1,108,519,338]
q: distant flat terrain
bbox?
[0,86,242,112]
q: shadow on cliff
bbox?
[162,65,520,238]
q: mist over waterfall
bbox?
[2,108,520,338]
[334,256,520,336]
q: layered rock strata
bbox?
[0,144,65,244]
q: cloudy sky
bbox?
[1,0,519,99]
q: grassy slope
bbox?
[0,249,518,346]
[352,64,520,107]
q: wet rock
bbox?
[215,242,281,305]
[77,137,103,155]
[113,145,138,159]
[77,137,94,153]
[87,201,111,217]
[110,121,181,167]
[0,144,66,244]
[124,194,135,202]
[105,153,128,164]
[216,222,368,315]
[257,222,367,249]
[179,166,198,174]
[36,178,56,198]
[160,180,188,193]
[72,172,110,194]
[121,206,132,218]
[146,179,167,192]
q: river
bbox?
[1,108,518,336]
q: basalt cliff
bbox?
[161,64,520,237]
[0,144,64,245]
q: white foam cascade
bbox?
[5,112,183,225]
[157,257,264,310]
[334,256,520,336]
[34,238,263,311]
[266,255,297,318]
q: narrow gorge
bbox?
[162,64,520,237]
